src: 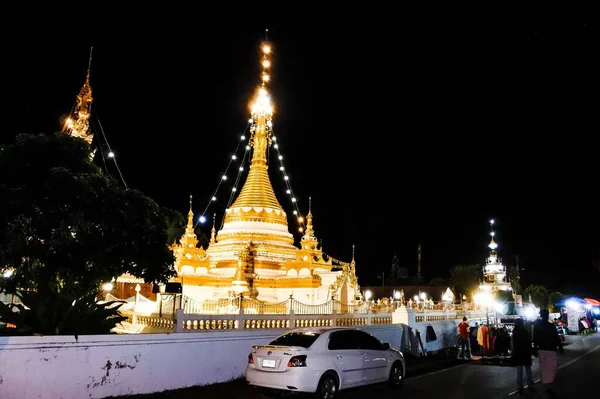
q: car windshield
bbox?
[269,332,321,348]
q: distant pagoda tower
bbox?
[479,219,512,292]
[63,47,94,147]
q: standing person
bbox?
[457,316,472,359]
[534,309,564,396]
[512,318,535,394]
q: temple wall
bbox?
[0,316,463,398]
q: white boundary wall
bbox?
[0,319,461,398]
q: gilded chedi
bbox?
[170,38,360,306]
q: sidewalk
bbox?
[111,352,462,398]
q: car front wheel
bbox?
[388,361,404,388]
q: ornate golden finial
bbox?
[210,213,217,245]
[63,47,94,146]
[184,195,195,236]
[350,244,356,269]
[227,32,285,215]
[304,196,315,237]
[248,34,274,166]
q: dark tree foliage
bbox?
[0,133,178,335]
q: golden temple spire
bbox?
[304,196,315,237]
[63,47,94,146]
[227,31,284,214]
[186,194,194,232]
[350,244,356,269]
[210,213,217,245]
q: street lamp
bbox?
[479,291,493,325]
[394,290,401,309]
[133,283,141,324]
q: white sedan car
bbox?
[245,327,405,398]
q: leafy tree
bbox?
[164,207,185,245]
[523,284,550,309]
[449,264,482,300]
[506,264,521,294]
[0,133,176,335]
[548,291,564,312]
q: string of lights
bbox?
[268,130,306,233]
[225,139,251,208]
[193,126,250,228]
[96,117,128,189]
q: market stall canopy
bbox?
[555,296,586,307]
[584,298,600,306]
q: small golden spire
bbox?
[210,213,217,245]
[184,194,195,236]
[304,196,315,237]
[63,47,94,146]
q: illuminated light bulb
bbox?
[241,135,246,140]
[278,155,283,160]
[262,59,271,68]
[262,73,270,82]
[292,198,296,202]
[239,167,244,171]
[212,196,217,201]
[199,216,207,224]
[279,166,284,171]
[246,145,250,150]
[232,155,237,160]
[248,118,253,123]
[293,210,297,215]
[262,45,271,54]
[274,144,278,149]
[232,187,237,192]
[490,232,495,236]
[490,219,495,225]
[273,136,277,141]
[298,217,304,223]
[259,88,267,96]
[284,176,289,180]
[286,190,291,194]
[108,151,115,158]
[222,175,228,180]
[298,227,303,232]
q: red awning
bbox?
[584,298,600,306]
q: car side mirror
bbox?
[382,342,390,350]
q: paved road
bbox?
[119,333,600,399]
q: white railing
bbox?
[175,309,394,332]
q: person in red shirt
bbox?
[458,316,472,359]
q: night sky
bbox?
[3,22,598,296]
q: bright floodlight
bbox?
[199,215,207,224]
[420,292,427,300]
[490,219,495,225]
[394,291,401,300]
[102,282,113,292]
[108,151,115,158]
[365,290,372,300]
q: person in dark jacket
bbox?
[512,318,535,394]
[534,309,564,396]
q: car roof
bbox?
[285,327,357,335]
